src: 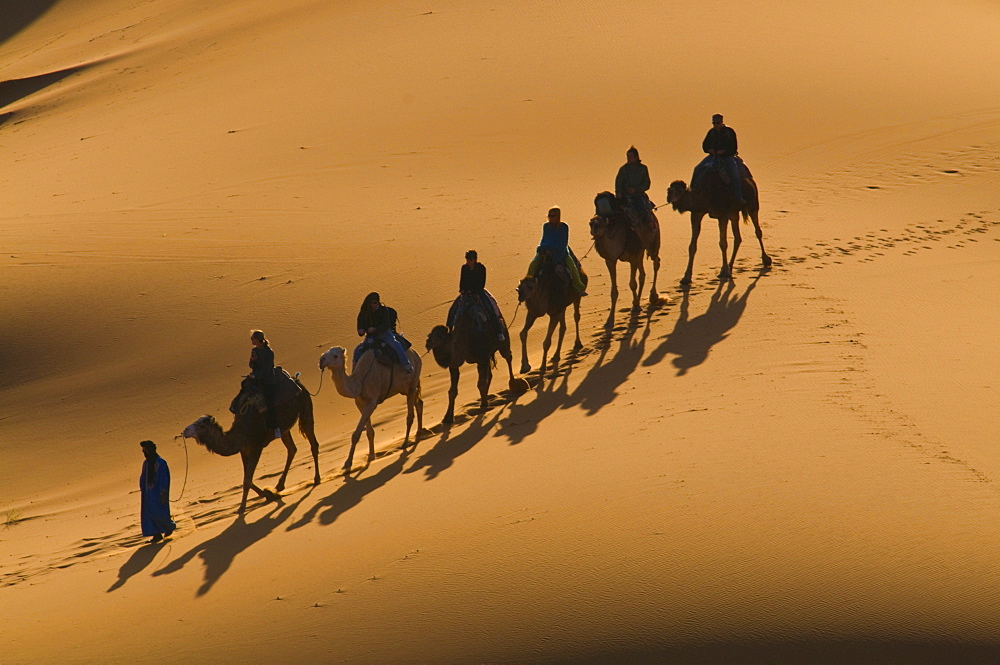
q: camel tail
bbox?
[741,208,750,225]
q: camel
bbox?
[516,251,585,378]
[426,298,528,424]
[666,170,771,284]
[589,191,661,328]
[319,345,423,471]
[181,378,321,515]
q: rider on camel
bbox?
[248,330,281,439]
[615,146,655,229]
[523,207,587,299]
[447,250,507,342]
[694,113,744,204]
[355,292,414,373]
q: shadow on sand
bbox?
[1,0,60,48]
[404,407,506,480]
[286,452,410,531]
[643,273,763,375]
[152,489,313,596]
[564,304,656,416]
[107,540,168,592]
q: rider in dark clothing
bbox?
[447,250,506,342]
[249,330,280,437]
[355,292,414,372]
[615,146,653,226]
[693,113,744,203]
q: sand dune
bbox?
[2,0,999,662]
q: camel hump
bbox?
[273,367,302,406]
[594,191,619,218]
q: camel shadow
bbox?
[106,541,167,592]
[404,408,505,481]
[643,274,761,375]
[564,309,653,416]
[152,491,310,597]
[495,369,571,446]
[286,452,409,531]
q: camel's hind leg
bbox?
[571,300,583,351]
[727,213,743,278]
[647,240,661,304]
[628,260,643,312]
[476,360,492,410]
[604,257,619,330]
[274,430,297,492]
[749,208,771,268]
[519,313,538,375]
[444,366,460,425]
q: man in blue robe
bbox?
[139,440,175,543]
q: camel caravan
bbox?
[181,115,771,514]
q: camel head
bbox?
[667,180,690,211]
[425,325,450,351]
[589,214,608,239]
[517,276,537,303]
[319,346,347,372]
[182,415,219,446]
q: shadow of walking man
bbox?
[643,275,761,375]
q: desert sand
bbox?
[2,0,999,663]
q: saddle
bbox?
[355,334,412,368]
[229,367,301,415]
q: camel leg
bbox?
[632,259,646,312]
[648,245,661,303]
[683,213,704,285]
[717,217,732,281]
[444,366,459,424]
[540,314,561,377]
[238,447,264,515]
[414,386,424,444]
[604,257,618,329]
[274,430,297,492]
[519,313,538,374]
[727,213,743,278]
[304,426,321,485]
[750,208,771,267]
[572,299,583,351]
[403,395,414,448]
[345,398,377,471]
[477,360,492,410]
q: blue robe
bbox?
[140,457,176,537]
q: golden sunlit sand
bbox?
[2,0,999,663]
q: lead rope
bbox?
[171,434,190,503]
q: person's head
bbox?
[365,291,381,310]
[712,113,724,128]
[547,207,561,223]
[250,330,268,347]
[626,146,640,163]
[465,249,478,266]
[140,440,157,459]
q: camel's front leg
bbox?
[444,366,459,424]
[683,213,704,285]
[238,447,264,515]
[274,431,297,492]
[648,244,661,303]
[345,398,377,471]
[605,257,618,329]
[519,313,538,374]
